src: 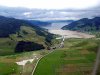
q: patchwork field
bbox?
[33,49,96,75]
[34,38,100,75]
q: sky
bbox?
[0,0,100,20]
[0,0,100,9]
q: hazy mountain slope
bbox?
[28,20,51,27]
[0,16,54,55]
[62,17,100,37]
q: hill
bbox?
[62,17,100,37]
[28,20,51,27]
[0,16,54,55]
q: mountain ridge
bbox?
[62,17,100,37]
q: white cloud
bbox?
[60,12,68,15]
[23,12,32,18]
[49,11,54,15]
[23,12,32,15]
[0,0,99,9]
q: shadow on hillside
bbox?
[15,41,45,53]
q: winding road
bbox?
[31,35,65,75]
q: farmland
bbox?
[34,38,100,75]
[0,38,100,75]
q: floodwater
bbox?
[42,22,95,38]
[42,22,69,30]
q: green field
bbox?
[0,38,100,75]
[34,49,96,75]
[0,50,51,75]
[34,38,100,75]
[0,62,18,75]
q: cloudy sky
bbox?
[0,0,100,20]
[0,0,100,9]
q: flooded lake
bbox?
[42,22,95,38]
[42,22,69,30]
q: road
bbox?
[59,36,65,48]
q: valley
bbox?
[32,21,99,75]
[0,17,99,75]
[42,21,95,38]
[0,1,100,75]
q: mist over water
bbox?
[42,22,70,30]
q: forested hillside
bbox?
[0,16,54,55]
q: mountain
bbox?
[0,16,54,55]
[28,20,51,27]
[62,17,100,37]
[46,20,74,23]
